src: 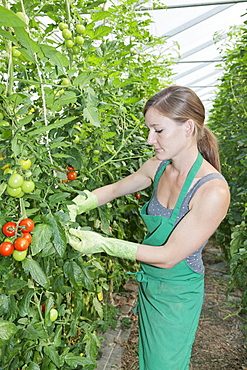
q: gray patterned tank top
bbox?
[147,161,226,274]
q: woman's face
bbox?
[145,107,188,161]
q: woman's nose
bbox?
[147,131,157,145]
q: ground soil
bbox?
[119,242,247,370]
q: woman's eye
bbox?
[155,129,163,134]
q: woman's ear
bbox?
[184,119,195,137]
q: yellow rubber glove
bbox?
[68,228,138,260]
[67,191,98,221]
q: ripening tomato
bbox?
[14,237,29,251]
[19,218,35,233]
[21,232,32,245]
[20,158,32,170]
[2,221,17,237]
[0,241,14,256]
[67,171,77,180]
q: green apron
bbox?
[136,152,204,370]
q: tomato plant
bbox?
[19,218,35,233]
[0,241,14,256]
[14,237,29,251]
[0,0,175,367]
[2,221,17,237]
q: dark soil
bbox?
[120,242,247,370]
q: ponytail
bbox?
[197,126,221,172]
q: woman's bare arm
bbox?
[92,157,160,206]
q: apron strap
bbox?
[170,152,203,222]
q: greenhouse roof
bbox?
[148,0,247,118]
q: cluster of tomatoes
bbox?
[61,165,77,183]
[0,218,35,261]
[59,22,85,54]
[5,159,35,198]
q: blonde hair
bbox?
[144,85,221,172]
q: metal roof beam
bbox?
[164,5,233,38]
[175,57,221,79]
[166,1,247,9]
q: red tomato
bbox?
[14,237,29,251]
[67,166,74,171]
[135,193,141,200]
[2,221,17,237]
[21,232,32,245]
[19,218,34,233]
[67,171,77,181]
[0,241,14,256]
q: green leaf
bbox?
[28,116,77,136]
[45,213,67,257]
[22,323,48,340]
[19,288,34,317]
[40,44,69,73]
[63,261,84,289]
[48,192,70,206]
[73,72,94,88]
[0,182,7,197]
[0,29,18,44]
[14,27,40,57]
[83,106,100,127]
[22,258,49,289]
[92,297,103,319]
[0,319,18,341]
[5,278,28,293]
[0,6,26,27]
[63,353,94,367]
[44,345,61,367]
[91,10,111,22]
[93,25,112,39]
[54,91,77,107]
[31,224,53,256]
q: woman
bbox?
[68,85,230,369]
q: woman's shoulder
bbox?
[140,156,164,182]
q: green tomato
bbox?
[16,12,29,25]
[61,78,70,85]
[65,39,74,48]
[0,112,4,120]
[76,24,85,34]
[20,158,32,170]
[59,22,68,31]
[0,120,10,127]
[12,48,21,57]
[72,46,80,54]
[3,168,13,175]
[50,308,58,322]
[62,29,72,40]
[13,249,27,261]
[7,186,22,197]
[22,180,35,193]
[75,36,84,45]
[8,173,24,188]
[93,150,100,155]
